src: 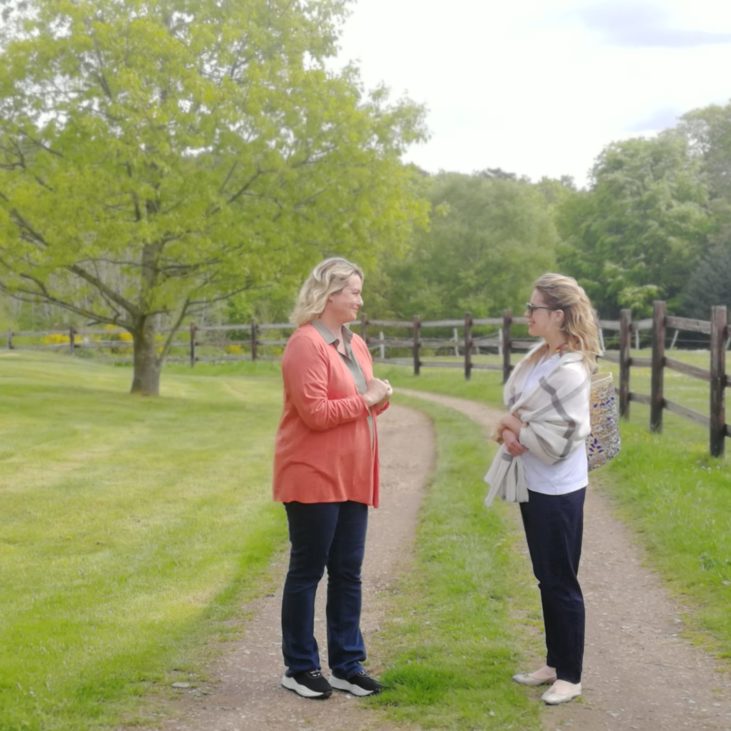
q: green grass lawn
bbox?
[0,352,286,731]
[1,348,728,730]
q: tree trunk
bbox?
[130,317,161,396]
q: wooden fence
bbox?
[6,301,728,456]
[604,302,728,458]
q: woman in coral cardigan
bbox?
[273,257,392,700]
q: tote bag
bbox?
[586,372,621,470]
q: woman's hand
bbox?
[363,378,392,407]
[498,413,523,436]
[502,428,527,456]
[496,412,526,456]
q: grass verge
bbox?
[370,395,542,730]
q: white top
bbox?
[519,354,588,496]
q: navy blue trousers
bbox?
[281,501,368,677]
[519,487,586,684]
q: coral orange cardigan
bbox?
[272,323,388,507]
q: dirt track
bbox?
[133,403,432,731]
[133,395,731,731]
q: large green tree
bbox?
[557,133,710,316]
[0,0,427,394]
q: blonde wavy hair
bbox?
[290,257,364,327]
[529,272,602,369]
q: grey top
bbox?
[311,320,373,443]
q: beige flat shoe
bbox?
[541,679,582,705]
[512,665,557,687]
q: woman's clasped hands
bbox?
[363,378,392,408]
[502,428,527,457]
[497,413,527,457]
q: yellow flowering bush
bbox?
[42,332,70,346]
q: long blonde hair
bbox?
[529,272,602,369]
[290,257,364,327]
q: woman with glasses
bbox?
[273,257,392,700]
[485,273,601,705]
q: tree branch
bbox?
[0,267,130,328]
[67,262,140,317]
[157,297,192,361]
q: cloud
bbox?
[579,1,731,47]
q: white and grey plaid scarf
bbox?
[484,345,591,505]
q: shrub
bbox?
[42,332,70,346]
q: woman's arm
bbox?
[283,335,369,431]
[498,413,523,436]
[515,362,590,464]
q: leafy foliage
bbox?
[556,133,711,316]
[677,101,731,316]
[379,170,562,319]
[682,241,731,316]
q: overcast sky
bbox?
[335,0,731,187]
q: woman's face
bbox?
[326,274,364,325]
[526,288,562,340]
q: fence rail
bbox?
[6,301,729,457]
[616,302,728,457]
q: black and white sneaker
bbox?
[330,671,383,696]
[281,670,332,699]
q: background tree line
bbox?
[2,1,730,394]
[370,110,731,324]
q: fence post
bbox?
[501,310,512,383]
[69,326,76,353]
[250,320,258,361]
[709,305,727,457]
[359,314,368,348]
[412,316,421,376]
[619,309,632,418]
[7,330,13,350]
[650,300,666,433]
[464,312,473,380]
[189,323,197,367]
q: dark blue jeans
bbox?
[520,487,586,684]
[282,501,368,677]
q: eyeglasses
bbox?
[524,303,556,314]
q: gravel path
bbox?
[399,389,731,731]
[133,392,731,731]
